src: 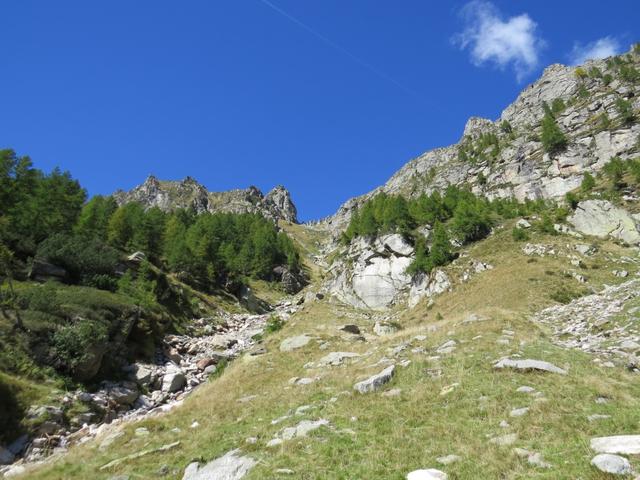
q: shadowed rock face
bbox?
[113,176,298,223]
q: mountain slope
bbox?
[19,208,640,480]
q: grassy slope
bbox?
[23,222,640,479]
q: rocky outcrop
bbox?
[408,270,451,308]
[324,51,640,234]
[113,176,298,223]
[264,185,298,223]
[325,234,414,310]
[324,232,458,310]
[272,266,307,294]
[568,200,640,245]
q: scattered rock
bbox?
[514,448,551,468]
[509,407,529,417]
[489,433,518,446]
[0,447,15,465]
[516,386,535,394]
[382,388,402,397]
[590,453,632,475]
[494,358,567,375]
[339,324,361,335]
[406,469,448,480]
[182,449,256,480]
[374,321,398,336]
[162,370,187,393]
[587,414,611,422]
[591,435,640,454]
[354,365,396,394]
[316,352,360,367]
[280,335,312,352]
[436,454,461,465]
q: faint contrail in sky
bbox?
[258,0,424,100]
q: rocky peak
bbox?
[114,176,299,223]
[265,185,298,223]
[462,117,495,139]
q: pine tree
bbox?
[426,222,453,271]
[541,111,567,154]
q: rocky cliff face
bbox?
[113,176,298,223]
[326,51,640,234]
[322,49,640,311]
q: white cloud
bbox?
[570,37,621,65]
[454,1,544,81]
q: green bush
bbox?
[565,192,579,210]
[535,214,557,235]
[407,223,454,276]
[603,156,627,188]
[511,227,529,242]
[619,64,640,83]
[581,172,596,192]
[551,98,566,115]
[550,285,589,304]
[577,84,590,99]
[616,98,635,125]
[588,66,602,79]
[574,67,587,79]
[264,315,285,334]
[51,317,108,374]
[500,120,513,134]
[23,281,61,314]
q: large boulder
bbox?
[568,200,640,245]
[326,234,415,310]
[162,368,186,393]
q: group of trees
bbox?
[342,186,560,275]
[0,149,86,256]
[458,132,501,164]
[0,148,301,296]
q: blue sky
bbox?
[1,1,638,221]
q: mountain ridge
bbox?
[113,175,299,224]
